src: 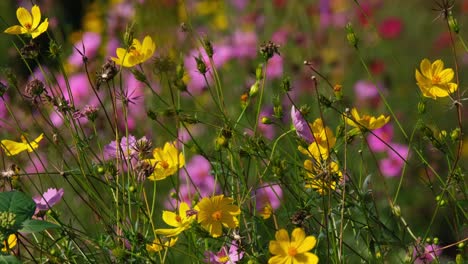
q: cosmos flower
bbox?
[155,202,196,237]
[33,188,64,211]
[415,58,457,99]
[204,241,244,264]
[413,244,442,264]
[1,234,17,252]
[345,108,390,131]
[298,118,336,161]
[1,133,44,156]
[304,159,342,194]
[195,195,240,238]
[146,236,178,253]
[145,142,185,181]
[291,106,313,143]
[254,183,283,219]
[111,35,155,67]
[268,228,318,264]
[4,5,49,39]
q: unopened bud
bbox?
[203,38,214,58]
[438,130,447,140]
[249,81,259,97]
[392,205,401,217]
[346,23,358,48]
[281,76,291,92]
[433,237,439,245]
[418,101,426,114]
[448,12,460,34]
[261,117,272,124]
[450,128,460,141]
[256,64,263,80]
[333,84,343,100]
[195,55,207,74]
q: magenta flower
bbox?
[204,241,244,264]
[34,188,64,211]
[378,17,403,40]
[266,54,283,80]
[103,135,137,160]
[367,123,393,152]
[181,155,212,185]
[231,30,257,58]
[413,244,442,264]
[379,143,409,178]
[254,183,283,219]
[291,106,313,143]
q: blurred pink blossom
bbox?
[379,143,409,178]
[204,241,244,264]
[34,188,64,211]
[413,244,442,264]
[378,17,403,39]
[367,123,393,152]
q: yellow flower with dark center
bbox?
[2,234,17,252]
[145,142,184,181]
[4,5,48,39]
[415,58,458,99]
[146,236,178,253]
[304,159,342,195]
[1,133,44,156]
[155,202,195,237]
[345,108,390,131]
[268,228,319,264]
[195,195,240,238]
[111,36,156,67]
[298,118,336,162]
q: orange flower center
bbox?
[160,160,169,169]
[24,23,32,30]
[175,215,182,223]
[218,256,230,263]
[288,246,298,256]
[129,47,141,57]
[211,210,223,221]
[432,75,441,84]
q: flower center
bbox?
[432,75,441,84]
[175,215,182,223]
[24,23,32,30]
[160,160,169,169]
[288,246,298,256]
[218,256,230,263]
[211,210,223,221]
[129,47,141,57]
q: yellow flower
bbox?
[146,236,177,253]
[195,195,240,238]
[268,228,319,264]
[345,108,390,130]
[415,58,458,99]
[304,159,342,195]
[1,133,44,156]
[259,203,273,220]
[155,202,196,237]
[298,118,336,161]
[145,142,184,181]
[111,36,155,67]
[4,5,48,39]
[2,234,17,252]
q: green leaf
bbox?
[18,219,59,234]
[0,255,21,264]
[0,191,36,236]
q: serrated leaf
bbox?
[0,191,36,235]
[18,219,59,234]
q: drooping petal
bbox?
[31,5,41,30]
[16,7,32,29]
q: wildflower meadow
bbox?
[0,0,467,263]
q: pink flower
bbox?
[291,106,313,143]
[379,143,409,178]
[413,244,442,264]
[254,183,283,219]
[367,123,393,152]
[34,188,64,211]
[103,135,137,160]
[204,241,244,264]
[231,30,257,59]
[266,54,283,79]
[378,17,403,39]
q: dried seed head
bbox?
[135,161,154,180]
[259,41,280,61]
[24,79,50,104]
[133,137,152,158]
[96,59,118,89]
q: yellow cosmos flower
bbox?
[1,234,17,252]
[1,133,44,156]
[415,58,458,99]
[268,228,319,264]
[304,159,342,195]
[195,195,241,238]
[111,36,156,67]
[146,236,178,253]
[298,118,336,161]
[345,108,390,131]
[145,142,184,181]
[155,202,196,237]
[4,5,48,39]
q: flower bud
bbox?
[418,101,426,114]
[195,55,207,74]
[261,117,272,124]
[433,237,439,244]
[450,128,460,141]
[256,64,263,80]
[391,204,401,217]
[346,23,358,48]
[448,12,460,34]
[203,38,214,58]
[249,81,259,97]
[281,76,291,92]
[333,84,343,100]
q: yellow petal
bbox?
[296,236,316,253]
[431,59,444,75]
[31,5,41,30]
[438,68,454,83]
[269,241,286,256]
[161,211,179,227]
[291,228,306,247]
[1,139,29,156]
[16,7,32,29]
[420,59,432,79]
[154,227,182,237]
[268,255,287,264]
[31,19,48,39]
[297,252,319,264]
[275,229,290,242]
[4,25,27,35]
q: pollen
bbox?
[211,210,223,221]
[432,75,441,84]
[160,160,169,169]
[288,246,298,256]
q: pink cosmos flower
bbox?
[291,106,313,143]
[34,188,64,211]
[254,183,283,219]
[367,123,393,152]
[231,30,257,59]
[103,135,137,160]
[266,54,283,80]
[379,143,409,178]
[204,241,244,264]
[413,244,442,264]
[378,17,403,40]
